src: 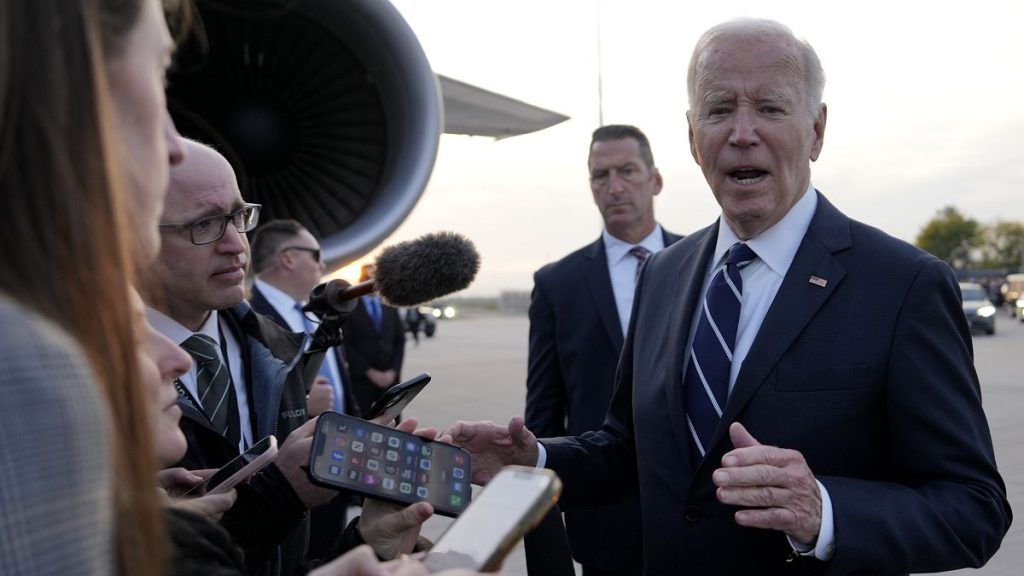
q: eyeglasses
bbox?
[159,203,262,246]
[281,246,321,263]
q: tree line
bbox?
[916,206,1024,272]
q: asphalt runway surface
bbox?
[397,311,1023,575]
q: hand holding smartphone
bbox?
[183,435,278,497]
[364,372,431,423]
[421,466,562,573]
[308,411,472,517]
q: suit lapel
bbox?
[581,238,624,352]
[711,195,852,451]
[661,223,719,480]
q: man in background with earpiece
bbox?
[249,218,363,562]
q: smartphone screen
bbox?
[422,466,561,572]
[365,372,431,422]
[308,411,472,517]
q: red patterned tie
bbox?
[629,246,651,284]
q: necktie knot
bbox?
[628,246,651,262]
[725,243,757,268]
[181,333,220,364]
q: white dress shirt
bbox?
[697,184,834,560]
[253,278,346,413]
[603,225,667,335]
[146,307,253,452]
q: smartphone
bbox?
[184,435,278,496]
[422,466,562,573]
[364,372,431,422]
[307,411,472,517]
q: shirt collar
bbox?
[254,278,301,311]
[146,306,222,346]
[603,224,666,264]
[714,183,817,276]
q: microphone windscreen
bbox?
[374,232,480,307]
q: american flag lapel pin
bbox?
[809,275,828,288]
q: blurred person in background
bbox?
[344,263,407,416]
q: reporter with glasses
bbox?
[144,139,434,575]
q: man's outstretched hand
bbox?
[443,416,539,485]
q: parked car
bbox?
[959,282,997,335]
[1002,273,1024,321]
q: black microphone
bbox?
[305,231,480,315]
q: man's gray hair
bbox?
[687,18,825,118]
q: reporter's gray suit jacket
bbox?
[0,297,112,575]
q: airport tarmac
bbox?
[398,311,1023,575]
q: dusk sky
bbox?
[334,0,1024,297]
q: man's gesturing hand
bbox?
[443,416,539,485]
[713,422,822,545]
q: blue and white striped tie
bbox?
[683,242,757,461]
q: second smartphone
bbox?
[308,411,472,517]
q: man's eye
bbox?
[192,218,213,233]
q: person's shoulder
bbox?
[846,218,939,268]
[0,297,98,397]
[534,238,602,282]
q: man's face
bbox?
[284,229,326,294]
[687,32,826,239]
[154,147,250,325]
[589,137,662,240]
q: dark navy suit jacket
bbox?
[343,297,406,416]
[543,193,1011,575]
[525,227,681,571]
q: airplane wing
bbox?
[438,75,570,139]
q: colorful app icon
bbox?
[454,454,465,465]
[419,459,431,471]
[386,450,399,462]
[399,482,413,495]
[331,450,345,461]
[400,469,413,480]
[450,494,463,507]
[384,464,398,475]
[349,455,363,467]
[363,473,379,486]
[453,481,464,493]
[387,437,401,448]
[382,478,396,490]
[421,445,433,457]
[416,486,429,498]
[418,472,430,484]
[351,441,364,453]
[367,459,380,472]
[370,431,384,444]
[404,441,417,452]
[452,467,464,479]
[334,437,347,448]
[329,465,341,476]
[347,469,361,482]
[355,428,367,438]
